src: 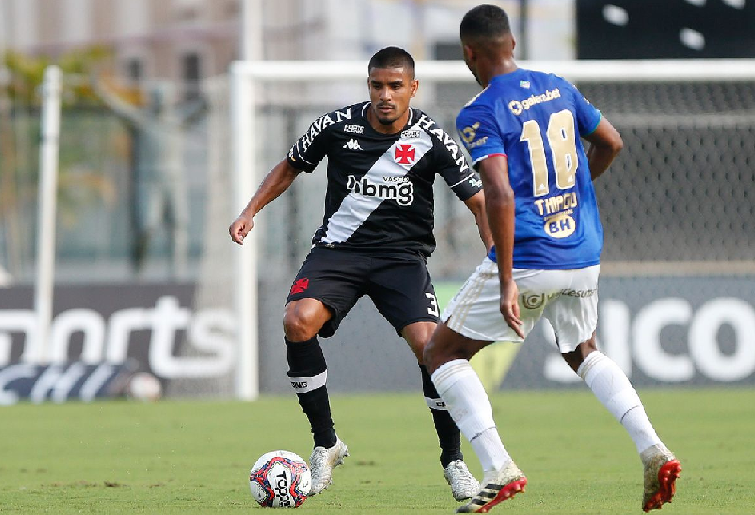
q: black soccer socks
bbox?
[286,337,337,449]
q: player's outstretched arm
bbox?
[91,72,146,126]
[584,117,623,181]
[463,190,493,252]
[229,159,300,245]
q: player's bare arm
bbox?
[463,190,493,251]
[229,159,300,244]
[584,117,623,181]
[477,154,523,338]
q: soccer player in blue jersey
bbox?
[423,5,681,513]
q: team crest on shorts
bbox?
[290,278,309,295]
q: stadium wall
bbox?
[1,275,751,404]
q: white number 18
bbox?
[520,109,579,197]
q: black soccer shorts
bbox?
[286,246,440,338]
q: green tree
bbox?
[0,46,115,278]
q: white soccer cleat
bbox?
[308,436,349,496]
[641,443,681,512]
[444,460,481,501]
[456,461,527,513]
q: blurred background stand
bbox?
[93,74,207,279]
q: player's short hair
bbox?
[368,46,415,79]
[460,4,511,41]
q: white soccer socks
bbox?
[578,351,661,453]
[431,359,512,472]
[419,365,464,467]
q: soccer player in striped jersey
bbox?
[230,47,491,501]
[423,5,681,513]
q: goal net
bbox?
[223,59,755,398]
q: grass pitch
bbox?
[1,388,753,514]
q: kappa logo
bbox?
[343,138,363,150]
[290,278,309,295]
[394,144,416,165]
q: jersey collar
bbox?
[489,68,526,84]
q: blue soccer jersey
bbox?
[457,68,603,269]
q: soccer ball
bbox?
[125,372,162,401]
[249,450,311,508]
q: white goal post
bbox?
[230,58,755,400]
[35,65,62,364]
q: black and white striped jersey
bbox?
[287,102,482,257]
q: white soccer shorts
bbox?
[442,257,600,353]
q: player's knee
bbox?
[422,338,441,372]
[283,302,323,341]
[283,312,317,341]
[408,335,429,363]
[562,335,598,372]
[422,345,434,370]
[402,321,434,360]
[561,349,582,373]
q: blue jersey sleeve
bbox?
[456,103,506,166]
[560,79,601,136]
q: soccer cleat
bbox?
[444,460,481,501]
[308,436,349,496]
[456,461,527,513]
[641,443,681,512]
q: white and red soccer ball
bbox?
[249,450,311,508]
